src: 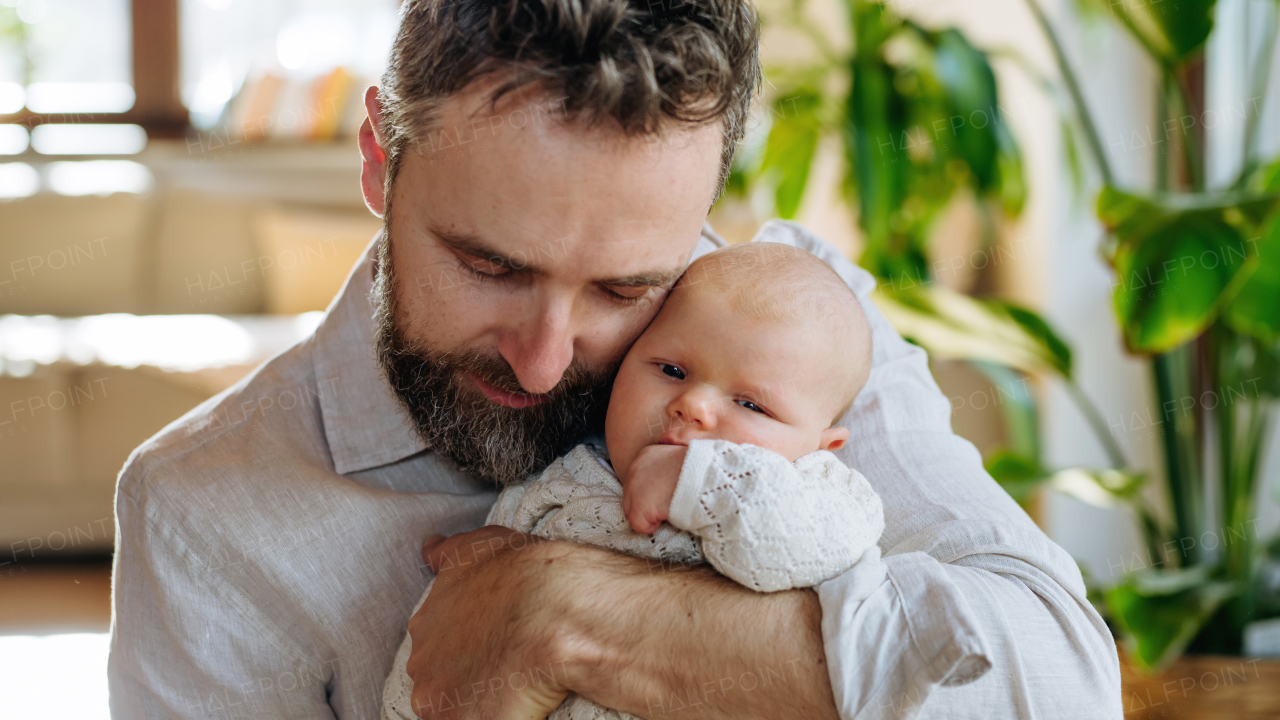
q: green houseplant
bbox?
[1019,0,1280,670]
[727,0,1280,671]
[725,0,1133,525]
[728,0,1112,474]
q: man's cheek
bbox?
[596,311,659,370]
[407,292,495,357]
[407,259,486,304]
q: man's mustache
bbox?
[397,345,604,401]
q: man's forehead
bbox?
[437,76,717,162]
[397,80,722,286]
[424,78,725,204]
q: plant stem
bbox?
[1169,68,1206,192]
[1153,345,1206,567]
[1065,379,1128,470]
[1221,333,1266,566]
[1131,501,1170,569]
[1020,0,1114,186]
[1210,325,1269,651]
[1156,75,1169,192]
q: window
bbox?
[181,0,397,131]
[0,0,183,144]
[0,0,398,148]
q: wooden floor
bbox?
[2,563,1280,718]
[0,561,112,635]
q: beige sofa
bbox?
[1,142,380,554]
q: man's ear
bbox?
[359,85,389,218]
[819,426,849,452]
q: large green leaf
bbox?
[985,449,1050,504]
[1050,467,1147,508]
[1077,0,1217,67]
[873,285,1073,377]
[759,91,823,219]
[1262,158,1280,192]
[987,455,1153,532]
[931,28,1000,190]
[1096,185,1165,240]
[1003,304,1072,377]
[1112,214,1250,352]
[996,120,1027,216]
[847,45,908,245]
[1050,466,1167,568]
[1097,186,1280,353]
[1105,566,1237,673]
[843,2,1025,284]
[1224,208,1280,342]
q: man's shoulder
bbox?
[116,336,330,508]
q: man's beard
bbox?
[373,236,615,488]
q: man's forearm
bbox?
[554,543,840,720]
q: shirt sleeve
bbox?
[108,461,337,720]
[666,439,885,592]
[748,220,1123,719]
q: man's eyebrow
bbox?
[601,266,687,288]
[433,225,687,287]
[431,227,544,273]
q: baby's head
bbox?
[606,242,873,483]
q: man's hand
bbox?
[409,526,574,720]
[622,443,687,534]
[411,523,838,720]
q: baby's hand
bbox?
[621,444,687,534]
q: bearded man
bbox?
[107,1,1122,718]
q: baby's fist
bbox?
[622,444,687,534]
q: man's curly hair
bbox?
[378,0,761,204]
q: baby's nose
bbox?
[668,388,720,430]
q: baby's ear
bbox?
[819,426,849,451]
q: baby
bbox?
[382,241,883,720]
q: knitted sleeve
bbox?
[666,439,884,592]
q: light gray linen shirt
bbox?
[107,220,1122,720]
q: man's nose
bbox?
[666,386,719,434]
[497,295,575,395]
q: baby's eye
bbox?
[659,363,685,380]
[736,399,766,414]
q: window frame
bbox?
[0,0,188,139]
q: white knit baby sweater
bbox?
[381,438,885,720]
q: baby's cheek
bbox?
[719,422,805,459]
[708,423,775,452]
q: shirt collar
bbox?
[314,222,726,476]
[314,232,427,475]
